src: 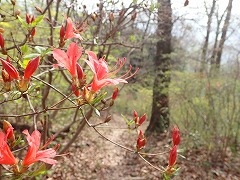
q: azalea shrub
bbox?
[0,0,181,179]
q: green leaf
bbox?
[163,173,170,180]
[23,53,41,59]
[91,92,107,105]
[121,114,134,126]
[12,136,24,148]
[28,163,47,177]
[21,44,29,54]
[133,0,138,4]
[17,15,28,28]
[31,15,44,27]
[149,3,155,12]
[34,46,46,54]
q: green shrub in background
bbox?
[170,71,240,155]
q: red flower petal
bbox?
[172,127,180,146]
[139,113,147,125]
[24,56,40,80]
[1,58,19,79]
[169,145,177,167]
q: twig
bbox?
[25,94,37,130]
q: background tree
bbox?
[146,0,172,134]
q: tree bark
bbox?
[146,0,172,135]
[215,0,233,68]
[200,0,216,73]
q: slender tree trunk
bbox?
[146,0,172,135]
[209,8,226,74]
[200,0,216,73]
[215,0,233,68]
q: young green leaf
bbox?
[31,15,44,27]
[91,92,107,105]
[17,15,28,28]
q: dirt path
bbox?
[49,114,240,180]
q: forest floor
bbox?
[49,114,240,180]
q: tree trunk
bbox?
[215,0,233,68]
[200,0,216,73]
[146,0,172,135]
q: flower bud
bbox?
[3,120,15,142]
[24,56,40,80]
[0,33,5,49]
[112,87,119,100]
[2,69,11,82]
[10,0,16,5]
[31,15,35,23]
[137,130,146,151]
[31,27,36,37]
[35,6,43,14]
[91,13,97,21]
[168,145,177,167]
[14,9,21,17]
[83,87,94,103]
[172,127,180,146]
[138,113,146,126]
[26,14,31,24]
[0,28,4,33]
[72,84,80,97]
[60,25,65,39]
[1,58,19,79]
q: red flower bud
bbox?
[172,127,180,146]
[137,130,146,151]
[31,15,35,23]
[0,33,4,49]
[60,25,65,39]
[112,87,119,100]
[26,14,31,24]
[72,84,80,97]
[1,58,19,79]
[169,145,177,167]
[133,110,138,118]
[24,56,40,80]
[31,27,36,37]
[76,63,84,80]
[139,113,146,126]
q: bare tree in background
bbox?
[210,0,233,73]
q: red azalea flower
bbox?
[64,17,83,40]
[22,130,59,167]
[136,130,146,151]
[53,42,83,78]
[172,127,180,146]
[85,51,139,92]
[0,131,17,165]
[168,145,177,167]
